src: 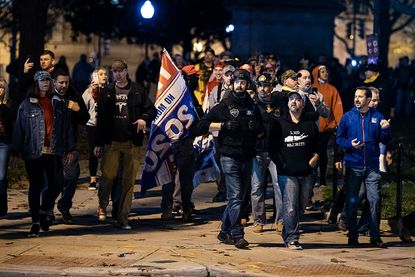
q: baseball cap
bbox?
[34,71,51,81]
[111,60,128,71]
[365,63,379,73]
[288,91,303,100]
[280,69,299,84]
[223,65,236,74]
[182,65,202,76]
[233,69,251,82]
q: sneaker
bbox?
[276,221,284,233]
[348,237,360,247]
[88,182,97,191]
[172,206,182,216]
[97,207,106,222]
[217,231,230,242]
[45,212,55,226]
[212,191,226,202]
[287,241,303,250]
[234,237,249,249]
[370,238,386,248]
[182,211,193,222]
[28,223,40,237]
[338,219,348,231]
[120,224,132,230]
[253,224,263,233]
[161,210,174,221]
[57,206,72,224]
[327,209,338,224]
[217,231,234,245]
[39,212,50,232]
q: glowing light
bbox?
[226,24,235,33]
[140,0,154,19]
[351,60,358,67]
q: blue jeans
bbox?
[278,174,314,245]
[251,152,281,225]
[344,167,381,240]
[220,155,252,239]
[0,142,10,215]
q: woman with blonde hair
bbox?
[82,67,107,190]
[0,79,12,216]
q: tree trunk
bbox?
[16,0,51,70]
[378,0,391,67]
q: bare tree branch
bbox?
[391,15,415,33]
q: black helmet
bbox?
[233,69,251,82]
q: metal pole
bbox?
[396,143,403,218]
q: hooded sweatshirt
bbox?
[312,65,344,133]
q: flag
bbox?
[192,135,221,187]
[141,49,197,194]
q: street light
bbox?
[140,0,154,19]
[225,24,235,33]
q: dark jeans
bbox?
[25,155,63,223]
[0,142,10,215]
[345,167,382,240]
[173,136,195,213]
[57,151,80,212]
[86,125,99,177]
[213,137,226,194]
[220,155,252,239]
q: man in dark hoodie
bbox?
[269,90,320,250]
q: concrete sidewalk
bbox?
[0,171,414,276]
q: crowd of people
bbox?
[0,47,414,250]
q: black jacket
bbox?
[198,91,263,160]
[95,80,156,147]
[57,86,89,144]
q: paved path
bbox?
[0,162,414,276]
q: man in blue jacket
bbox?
[336,86,391,248]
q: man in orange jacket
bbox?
[311,65,344,187]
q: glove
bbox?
[248,120,259,131]
[222,121,241,131]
